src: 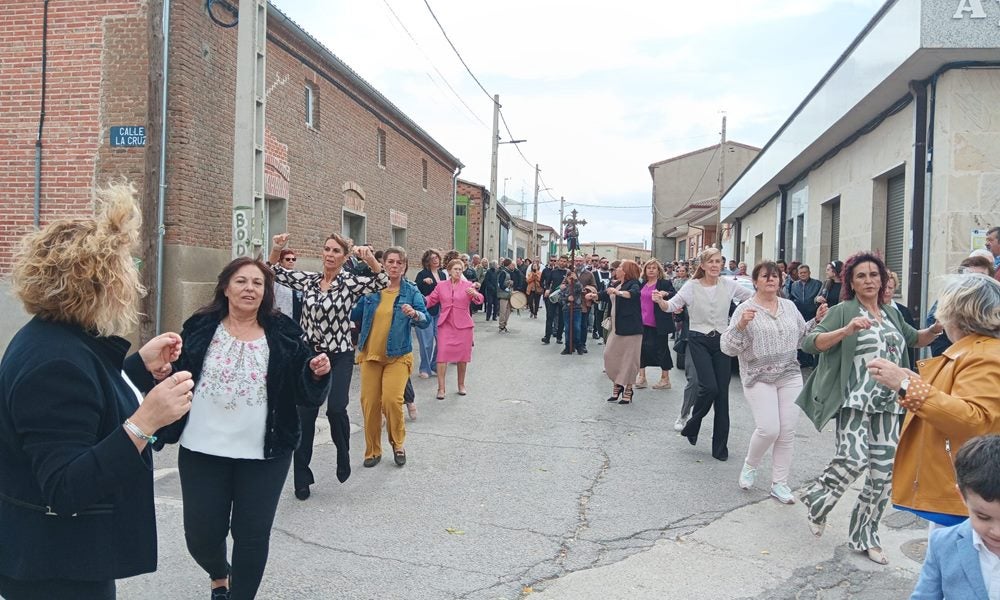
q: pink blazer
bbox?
[425,278,483,329]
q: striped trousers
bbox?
[799,407,901,551]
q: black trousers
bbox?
[639,326,674,371]
[591,303,605,336]
[543,298,564,340]
[483,291,499,320]
[0,575,115,600]
[680,332,732,460]
[178,447,292,600]
[527,291,541,316]
[294,349,354,490]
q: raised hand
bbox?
[272,233,290,248]
[138,332,183,380]
[737,308,757,331]
[400,303,417,318]
[816,303,829,322]
[131,371,195,434]
[845,316,873,335]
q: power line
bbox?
[380,0,488,129]
[651,145,719,221]
[422,0,493,102]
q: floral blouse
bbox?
[179,324,270,459]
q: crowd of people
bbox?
[0,180,997,599]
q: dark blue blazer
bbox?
[0,317,157,581]
[911,519,989,600]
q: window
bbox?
[264,197,287,250]
[377,128,386,167]
[794,215,804,262]
[391,226,406,248]
[829,200,841,262]
[885,173,905,293]
[304,84,317,129]
[343,211,366,245]
[421,159,428,190]
[455,204,467,216]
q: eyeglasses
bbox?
[283,257,297,262]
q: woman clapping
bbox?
[352,248,430,468]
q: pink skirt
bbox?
[435,321,474,363]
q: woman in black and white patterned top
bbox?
[269,232,387,501]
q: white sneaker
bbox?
[673,417,687,432]
[738,462,757,490]
[770,482,795,504]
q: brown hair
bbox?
[195,258,276,325]
[421,248,441,270]
[841,251,889,302]
[751,261,782,286]
[279,248,297,261]
[619,259,641,282]
[693,247,722,279]
[12,181,144,337]
[641,258,665,281]
[326,233,352,254]
[960,255,994,275]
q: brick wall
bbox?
[0,0,146,275]
[163,2,460,258]
[458,179,487,255]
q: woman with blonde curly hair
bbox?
[0,182,195,599]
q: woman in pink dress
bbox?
[424,259,484,399]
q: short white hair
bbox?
[969,249,994,261]
[936,274,1000,339]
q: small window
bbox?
[455,204,467,217]
[305,85,314,128]
[421,159,428,190]
[377,128,387,167]
[392,227,406,248]
[343,211,366,245]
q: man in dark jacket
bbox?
[482,261,500,321]
[790,264,822,366]
[541,256,568,344]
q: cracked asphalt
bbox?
[118,309,923,599]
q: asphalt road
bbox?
[118,308,924,599]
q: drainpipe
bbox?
[907,79,929,328]
[452,166,461,249]
[34,0,51,229]
[732,217,742,262]
[154,0,172,334]
[777,185,789,260]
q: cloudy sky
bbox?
[273,0,885,245]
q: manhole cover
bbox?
[884,510,923,530]
[901,537,927,563]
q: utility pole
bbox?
[232,0,267,259]
[716,113,727,251]
[487,94,500,263]
[558,196,565,256]
[532,164,539,259]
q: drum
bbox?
[509,291,528,310]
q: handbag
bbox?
[497,289,512,300]
[601,316,612,332]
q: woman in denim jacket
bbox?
[351,247,430,468]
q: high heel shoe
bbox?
[606,383,623,402]
[618,386,634,404]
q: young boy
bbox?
[911,434,1000,599]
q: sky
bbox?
[272,0,886,246]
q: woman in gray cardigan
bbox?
[795,252,942,565]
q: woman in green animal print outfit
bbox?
[795,252,944,566]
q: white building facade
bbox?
[720,0,1000,321]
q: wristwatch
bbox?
[898,376,910,398]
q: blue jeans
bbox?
[415,314,438,375]
[563,306,583,351]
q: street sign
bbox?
[110,126,146,147]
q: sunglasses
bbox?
[283,257,297,262]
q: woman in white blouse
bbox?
[156,258,332,599]
[653,247,752,461]
[720,261,826,504]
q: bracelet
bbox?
[124,419,157,445]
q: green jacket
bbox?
[796,298,919,431]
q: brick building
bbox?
[0,0,462,342]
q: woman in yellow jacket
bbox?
[868,274,1000,527]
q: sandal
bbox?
[618,386,634,404]
[865,547,889,565]
[436,390,446,400]
[607,383,624,402]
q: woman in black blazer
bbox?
[0,183,194,600]
[636,259,677,390]
[589,260,644,404]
